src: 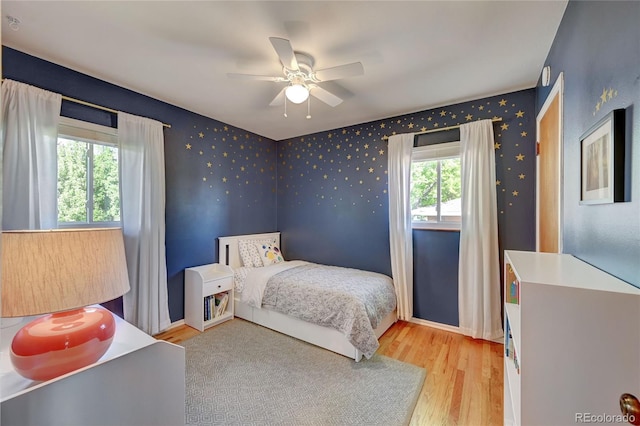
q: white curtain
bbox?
[387,133,415,321]
[458,120,502,340]
[2,80,61,230]
[118,112,170,335]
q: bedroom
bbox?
[1,1,639,425]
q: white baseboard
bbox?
[408,317,460,334]
[157,319,185,335]
[408,317,503,344]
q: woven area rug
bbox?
[182,319,425,426]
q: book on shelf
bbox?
[204,295,210,321]
[214,292,229,317]
[505,318,511,357]
[203,294,218,321]
[506,264,520,304]
[508,279,520,304]
[504,317,520,373]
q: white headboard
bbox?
[217,232,281,268]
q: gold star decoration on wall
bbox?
[276,94,533,215]
[180,94,533,216]
[182,124,275,204]
[593,87,619,116]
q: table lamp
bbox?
[1,228,130,381]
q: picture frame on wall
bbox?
[580,108,625,205]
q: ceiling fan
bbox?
[227,37,364,113]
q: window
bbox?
[57,117,120,227]
[411,141,461,230]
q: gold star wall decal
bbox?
[185,143,192,149]
[593,87,619,116]
[600,88,608,104]
[181,92,533,217]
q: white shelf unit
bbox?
[185,263,234,331]
[503,250,640,426]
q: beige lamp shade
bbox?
[1,228,131,317]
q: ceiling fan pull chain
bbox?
[306,97,311,120]
[284,96,288,118]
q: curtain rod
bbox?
[2,79,171,128]
[382,117,502,140]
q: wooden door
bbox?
[536,74,563,253]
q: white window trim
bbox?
[58,116,118,145]
[411,141,461,231]
[413,141,460,161]
[57,117,120,228]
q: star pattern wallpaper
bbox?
[179,92,535,227]
[276,91,535,217]
[182,125,276,205]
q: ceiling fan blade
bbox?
[269,37,299,71]
[269,87,287,107]
[309,85,343,107]
[314,62,364,82]
[227,73,285,82]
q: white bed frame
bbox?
[218,232,397,361]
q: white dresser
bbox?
[1,311,185,426]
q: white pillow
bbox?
[233,266,251,292]
[254,243,285,266]
[238,240,257,267]
[239,238,277,267]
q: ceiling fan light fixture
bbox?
[285,84,309,104]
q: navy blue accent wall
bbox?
[538,1,640,287]
[278,90,537,325]
[413,230,460,326]
[3,47,279,322]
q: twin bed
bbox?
[217,232,397,361]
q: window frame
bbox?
[57,117,120,229]
[411,141,462,231]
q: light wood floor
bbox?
[155,319,504,426]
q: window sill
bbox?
[57,222,121,229]
[412,222,461,232]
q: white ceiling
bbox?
[1,1,568,141]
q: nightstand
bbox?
[184,263,234,331]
